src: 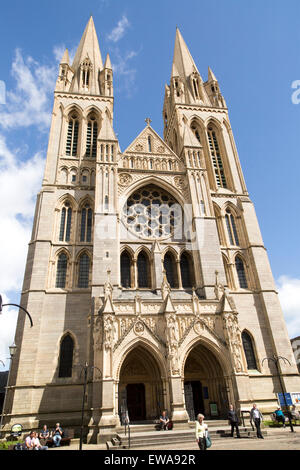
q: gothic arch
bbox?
[115,338,167,382]
[64,103,83,118]
[181,336,231,378]
[119,176,185,210]
[56,193,78,210]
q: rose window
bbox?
[123,185,182,239]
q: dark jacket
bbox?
[228,410,239,423]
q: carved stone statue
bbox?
[103,314,115,350]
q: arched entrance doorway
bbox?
[184,343,228,420]
[118,345,164,423]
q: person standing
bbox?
[195,413,208,451]
[52,423,63,447]
[228,404,241,438]
[250,404,264,439]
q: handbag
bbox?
[205,431,212,448]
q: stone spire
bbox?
[70,16,103,95]
[172,27,201,79]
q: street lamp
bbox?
[0,343,18,434]
[0,295,33,327]
[76,362,102,451]
[262,354,294,433]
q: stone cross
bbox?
[145,117,152,126]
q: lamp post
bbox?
[77,362,101,451]
[0,343,18,434]
[0,295,33,327]
[262,354,294,433]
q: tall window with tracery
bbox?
[56,253,68,288]
[80,204,93,242]
[66,113,79,157]
[58,335,74,377]
[242,331,257,370]
[235,256,248,289]
[78,253,90,288]
[225,209,239,245]
[121,251,132,288]
[207,127,227,188]
[164,252,178,288]
[180,252,193,288]
[137,251,150,288]
[86,115,98,158]
[59,202,72,242]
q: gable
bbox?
[120,125,184,172]
[124,125,177,157]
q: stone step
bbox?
[115,428,267,449]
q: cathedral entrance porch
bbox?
[118,345,165,423]
[184,342,229,420]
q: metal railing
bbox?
[124,417,131,449]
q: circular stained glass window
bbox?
[123,185,181,239]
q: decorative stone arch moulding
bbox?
[180,335,231,378]
[113,336,168,382]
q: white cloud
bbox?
[111,48,139,97]
[53,44,76,65]
[277,275,300,339]
[0,295,19,370]
[107,15,130,43]
[0,49,57,131]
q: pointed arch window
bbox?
[180,252,193,288]
[191,123,201,144]
[59,202,72,242]
[86,114,98,158]
[164,252,178,288]
[225,209,239,246]
[78,253,90,288]
[80,204,93,242]
[242,331,257,370]
[137,251,150,288]
[81,58,92,89]
[207,127,227,188]
[56,253,68,288]
[148,136,152,153]
[121,251,132,288]
[235,256,248,289]
[66,113,79,157]
[58,335,74,378]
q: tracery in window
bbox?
[235,256,248,289]
[66,112,79,157]
[123,185,182,240]
[207,126,227,188]
[59,202,72,242]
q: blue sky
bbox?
[0,0,300,366]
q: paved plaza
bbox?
[51,428,300,451]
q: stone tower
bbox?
[2,20,299,444]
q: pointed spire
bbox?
[60,48,70,65]
[172,27,200,79]
[72,16,103,71]
[208,66,218,82]
[104,53,112,70]
[70,16,103,95]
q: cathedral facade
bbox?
[2,18,300,443]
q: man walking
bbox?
[250,404,264,439]
[228,404,241,438]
